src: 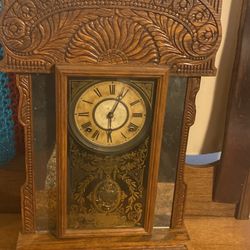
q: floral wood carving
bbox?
[171,77,200,228]
[16,74,36,233]
[0,0,221,76]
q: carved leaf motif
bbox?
[0,1,221,74]
[118,9,217,62]
[141,11,190,63]
[3,8,114,54]
[32,12,81,63]
[117,9,186,63]
[65,15,159,64]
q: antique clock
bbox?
[0,0,222,249]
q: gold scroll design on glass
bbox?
[68,138,149,229]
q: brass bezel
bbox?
[68,79,153,154]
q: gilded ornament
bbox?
[68,137,149,229]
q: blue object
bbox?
[0,45,16,166]
[185,152,222,166]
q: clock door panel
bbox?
[67,78,155,231]
[56,65,169,238]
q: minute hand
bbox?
[108,87,128,116]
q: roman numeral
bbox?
[107,131,112,143]
[81,121,92,130]
[109,84,116,95]
[121,132,127,139]
[78,112,89,117]
[130,100,140,106]
[94,88,102,97]
[128,123,139,132]
[82,100,93,105]
[91,130,100,140]
[132,113,143,118]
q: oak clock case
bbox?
[69,79,152,154]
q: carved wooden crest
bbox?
[0,0,221,76]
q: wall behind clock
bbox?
[187,0,244,155]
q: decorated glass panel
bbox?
[67,77,156,230]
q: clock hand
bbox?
[107,115,112,130]
[106,87,128,141]
[107,87,127,118]
[109,101,119,116]
[106,116,113,143]
[106,89,124,141]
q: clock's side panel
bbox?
[25,74,57,232]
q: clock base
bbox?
[16,227,189,250]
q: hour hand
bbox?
[106,117,113,143]
[107,115,112,130]
[106,129,112,143]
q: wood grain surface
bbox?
[16,229,189,250]
[185,217,250,250]
[184,165,236,217]
[1,214,250,250]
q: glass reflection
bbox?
[154,77,187,228]
[32,74,56,231]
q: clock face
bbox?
[69,80,151,153]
